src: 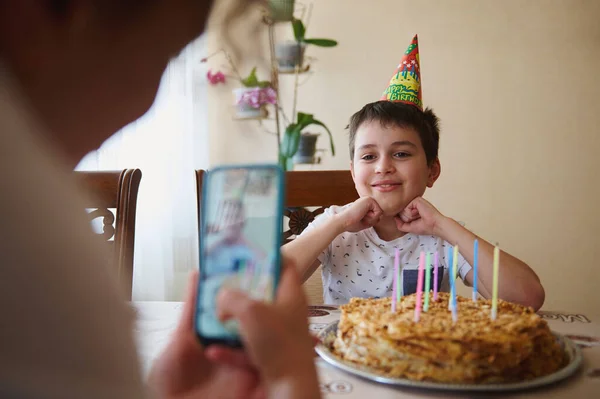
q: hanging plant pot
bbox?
[268,0,295,22]
[275,41,306,73]
[293,133,320,164]
[233,87,273,119]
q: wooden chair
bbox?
[75,169,142,300]
[283,171,358,303]
[283,170,358,242]
[195,169,358,304]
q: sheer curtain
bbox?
[77,35,209,301]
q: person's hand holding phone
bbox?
[148,270,264,399]
[149,258,321,399]
[214,257,321,399]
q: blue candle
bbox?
[473,239,479,302]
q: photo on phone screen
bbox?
[195,165,283,346]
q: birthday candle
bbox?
[491,245,500,320]
[433,252,439,301]
[452,246,459,310]
[451,305,458,323]
[473,239,479,302]
[424,252,431,311]
[392,248,399,312]
[447,246,454,310]
[414,252,425,322]
[398,261,403,299]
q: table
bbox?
[134,303,600,397]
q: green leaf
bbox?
[281,124,302,158]
[257,80,271,88]
[296,112,313,125]
[307,118,336,156]
[292,18,305,42]
[279,154,288,171]
[286,157,295,171]
[241,67,259,87]
[303,38,338,47]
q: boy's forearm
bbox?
[435,217,545,310]
[281,215,346,280]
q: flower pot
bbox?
[268,0,295,22]
[293,133,319,164]
[233,87,268,119]
[275,41,305,73]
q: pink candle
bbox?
[433,252,439,301]
[414,251,425,322]
[392,248,399,312]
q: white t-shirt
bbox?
[0,65,146,397]
[302,205,472,305]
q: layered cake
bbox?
[330,292,566,384]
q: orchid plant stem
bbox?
[292,64,300,124]
[221,49,243,81]
[277,106,291,126]
[267,21,282,160]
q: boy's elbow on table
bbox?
[517,264,546,311]
[523,281,545,312]
[507,277,545,311]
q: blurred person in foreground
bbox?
[0,1,320,398]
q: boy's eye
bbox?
[361,154,375,161]
[394,152,410,158]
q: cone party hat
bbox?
[380,34,423,110]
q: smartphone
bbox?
[195,164,284,347]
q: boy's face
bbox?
[350,120,440,217]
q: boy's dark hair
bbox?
[347,101,440,165]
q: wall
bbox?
[206,0,600,314]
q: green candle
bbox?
[424,252,431,311]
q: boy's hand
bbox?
[340,197,383,233]
[394,197,446,236]
[397,204,420,224]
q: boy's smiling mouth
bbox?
[371,180,402,192]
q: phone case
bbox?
[196,164,285,347]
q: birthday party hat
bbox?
[380,34,423,110]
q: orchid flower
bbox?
[206,69,226,85]
[238,87,277,109]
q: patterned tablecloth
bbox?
[134,303,600,398]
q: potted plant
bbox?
[203,50,277,119]
[233,67,277,119]
[275,18,337,72]
[202,14,338,170]
[280,112,335,171]
[267,0,295,22]
[293,132,320,164]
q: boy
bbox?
[282,35,545,310]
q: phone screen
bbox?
[195,165,283,346]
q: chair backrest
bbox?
[75,169,142,300]
[284,170,358,304]
[283,170,358,243]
